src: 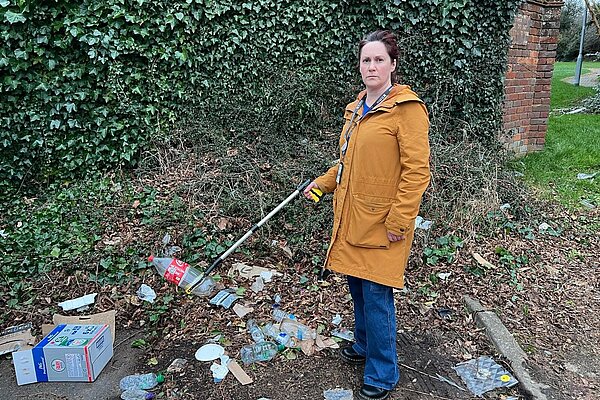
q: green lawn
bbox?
[518,61,600,208]
[550,61,600,109]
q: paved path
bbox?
[562,68,600,87]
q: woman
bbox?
[304,30,430,400]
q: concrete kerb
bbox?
[463,295,552,400]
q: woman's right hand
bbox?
[303,181,320,200]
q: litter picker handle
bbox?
[185,180,311,294]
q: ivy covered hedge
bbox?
[1,0,521,189]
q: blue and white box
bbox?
[12,324,113,385]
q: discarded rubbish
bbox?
[58,293,97,311]
[211,355,230,383]
[538,222,551,232]
[240,341,280,364]
[415,216,433,230]
[120,373,164,391]
[437,308,453,320]
[231,262,282,280]
[280,318,316,340]
[49,310,116,346]
[323,388,354,400]
[137,284,156,303]
[247,319,265,343]
[331,328,354,342]
[148,255,216,297]
[13,324,113,385]
[195,343,225,361]
[0,323,35,355]
[399,362,465,391]
[580,199,596,209]
[452,356,518,396]
[262,323,296,348]
[331,314,342,326]
[577,172,597,180]
[227,359,253,385]
[121,389,155,400]
[273,293,282,304]
[250,276,265,293]
[260,270,274,282]
[167,358,187,373]
[232,303,254,318]
[210,289,239,309]
[500,203,511,211]
[272,304,295,322]
[437,272,452,280]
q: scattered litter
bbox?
[580,199,596,209]
[50,310,116,345]
[453,356,518,396]
[273,293,282,304]
[0,229,8,238]
[576,172,597,180]
[162,233,171,244]
[566,107,586,114]
[331,314,342,326]
[250,276,265,293]
[437,272,452,280]
[231,262,282,280]
[399,362,465,391]
[538,222,551,232]
[259,270,274,283]
[195,343,225,361]
[315,335,339,351]
[232,303,254,318]
[210,355,230,383]
[57,293,97,311]
[210,289,239,309]
[207,334,222,344]
[437,308,453,320]
[227,359,253,385]
[500,203,511,211]
[513,171,524,178]
[415,216,433,230]
[472,253,496,270]
[331,328,354,342]
[136,284,156,303]
[435,373,465,391]
[0,323,35,355]
[163,246,182,257]
[323,388,353,400]
[167,358,187,373]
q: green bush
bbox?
[1,0,521,191]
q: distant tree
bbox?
[557,0,600,61]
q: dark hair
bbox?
[358,30,399,83]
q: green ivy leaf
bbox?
[4,10,26,24]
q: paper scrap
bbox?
[57,293,97,311]
[227,359,253,385]
[0,323,35,355]
[232,303,254,318]
[231,262,282,280]
[53,310,116,342]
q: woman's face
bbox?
[359,41,396,92]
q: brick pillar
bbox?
[502,0,563,155]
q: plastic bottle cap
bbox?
[156,373,165,383]
[148,255,154,262]
[277,344,285,352]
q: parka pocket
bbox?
[346,196,391,249]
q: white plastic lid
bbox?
[195,343,225,361]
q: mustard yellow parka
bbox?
[314,84,430,288]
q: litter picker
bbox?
[185,179,322,294]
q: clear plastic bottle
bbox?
[240,341,280,364]
[148,255,215,297]
[119,373,164,391]
[280,319,316,341]
[247,319,265,343]
[271,304,295,322]
[121,389,156,400]
[262,323,296,348]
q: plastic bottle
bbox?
[121,389,156,400]
[119,373,164,391]
[271,304,295,322]
[280,319,316,341]
[262,323,296,348]
[148,256,215,297]
[240,341,281,364]
[247,319,265,343]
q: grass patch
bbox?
[550,61,600,109]
[517,114,600,207]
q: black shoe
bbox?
[358,384,390,400]
[340,346,366,364]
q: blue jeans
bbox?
[347,275,399,390]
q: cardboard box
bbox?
[12,324,113,385]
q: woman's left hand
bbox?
[387,231,406,242]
